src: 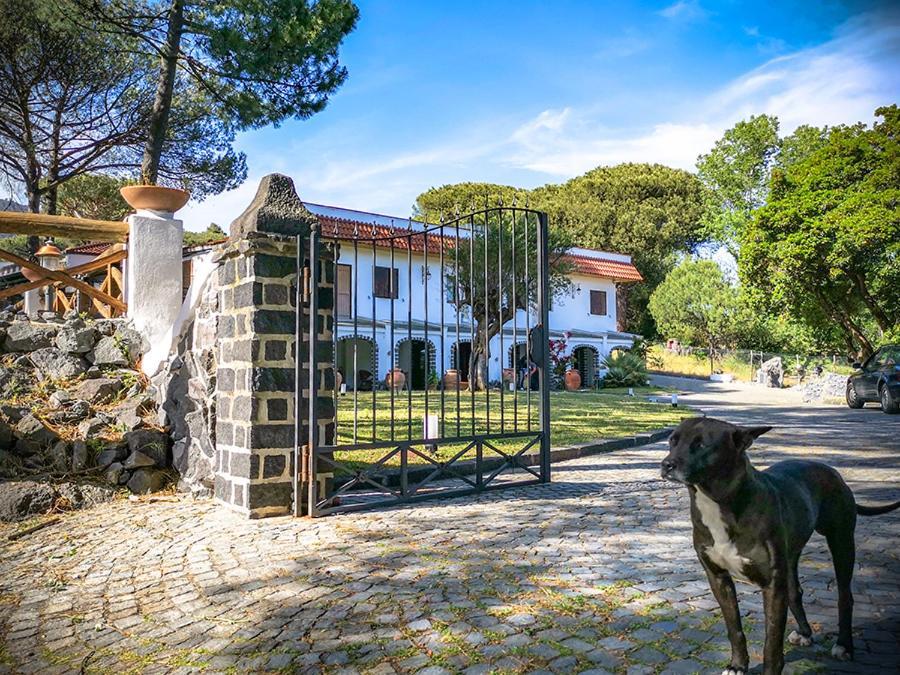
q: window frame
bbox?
[589,289,608,316]
[373,265,399,299]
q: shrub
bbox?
[601,351,649,388]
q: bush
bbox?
[601,351,649,388]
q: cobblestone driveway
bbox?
[1,383,898,674]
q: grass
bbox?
[649,344,854,385]
[329,387,692,469]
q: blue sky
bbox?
[181,0,900,230]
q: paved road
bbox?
[0,378,897,674]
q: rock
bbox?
[795,372,848,403]
[123,450,156,469]
[756,356,784,388]
[48,440,69,472]
[0,417,13,449]
[0,481,56,521]
[75,378,122,404]
[125,429,169,467]
[118,470,131,485]
[56,482,116,510]
[0,449,22,477]
[114,328,146,362]
[104,462,124,485]
[15,438,42,456]
[71,440,88,471]
[68,400,91,421]
[88,336,130,367]
[229,173,316,239]
[1,404,28,423]
[77,417,107,437]
[95,443,127,467]
[55,325,98,354]
[3,321,58,351]
[48,390,72,408]
[15,414,58,447]
[29,348,88,379]
[84,366,102,379]
[126,468,168,494]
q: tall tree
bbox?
[0,0,150,222]
[695,114,780,258]
[56,173,131,221]
[82,0,359,185]
[445,210,572,391]
[414,164,707,337]
[649,259,741,372]
[740,105,900,358]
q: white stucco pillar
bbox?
[126,209,183,366]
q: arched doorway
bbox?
[451,340,472,387]
[572,345,600,389]
[396,338,436,390]
[336,337,377,391]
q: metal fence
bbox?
[299,206,552,516]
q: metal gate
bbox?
[297,206,551,516]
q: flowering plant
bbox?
[548,331,572,378]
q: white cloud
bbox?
[504,13,900,177]
[658,1,707,22]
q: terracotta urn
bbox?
[335,369,344,391]
[564,369,582,391]
[21,267,45,282]
[120,185,190,213]
[385,368,406,391]
[443,369,460,390]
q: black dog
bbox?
[661,416,900,674]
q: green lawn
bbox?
[328,388,692,470]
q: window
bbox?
[337,264,352,317]
[374,266,399,299]
[589,290,607,316]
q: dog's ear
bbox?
[733,425,772,450]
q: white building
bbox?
[56,202,643,389]
[308,204,642,390]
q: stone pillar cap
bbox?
[229,174,316,239]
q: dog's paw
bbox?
[788,630,813,646]
[721,668,746,675]
[831,644,853,661]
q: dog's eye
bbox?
[690,438,703,450]
[670,434,679,446]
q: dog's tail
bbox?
[857,500,900,516]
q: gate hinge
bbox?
[301,266,312,303]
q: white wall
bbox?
[333,243,633,384]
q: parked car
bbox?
[846,345,900,413]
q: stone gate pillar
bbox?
[212,174,335,518]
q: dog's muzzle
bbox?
[660,458,684,482]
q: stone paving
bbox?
[0,383,898,674]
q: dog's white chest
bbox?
[694,489,753,582]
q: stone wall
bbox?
[153,263,220,497]
[0,310,172,520]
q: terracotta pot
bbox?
[335,370,344,391]
[385,368,406,391]
[564,369,582,391]
[502,368,516,385]
[120,185,190,212]
[21,267,44,282]
[443,369,460,390]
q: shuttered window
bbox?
[590,290,607,316]
[374,266,399,299]
[337,264,352,317]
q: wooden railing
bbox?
[0,211,128,242]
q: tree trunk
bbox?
[469,341,489,392]
[141,0,184,184]
[850,271,891,334]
